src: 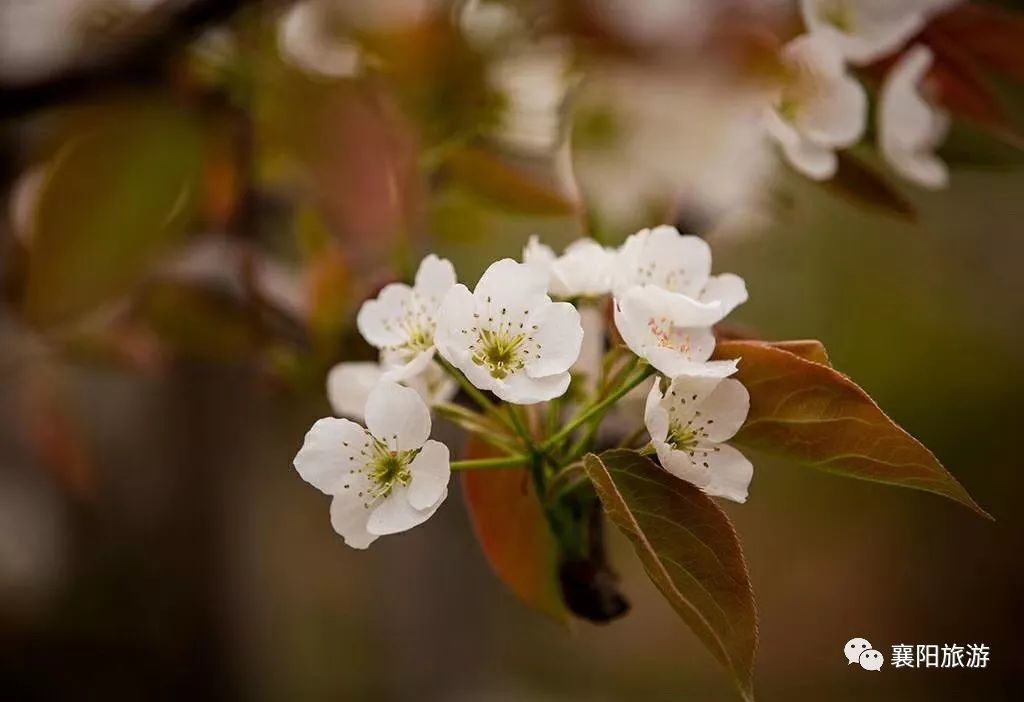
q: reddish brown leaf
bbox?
[461,440,569,622]
[928,4,1024,83]
[766,340,831,366]
[584,450,757,702]
[714,340,990,518]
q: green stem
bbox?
[543,363,654,452]
[437,356,515,432]
[506,404,536,452]
[451,455,530,471]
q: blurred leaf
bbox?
[461,439,569,623]
[713,340,991,518]
[928,4,1024,83]
[939,120,1024,168]
[19,371,96,500]
[824,153,915,220]
[445,148,578,216]
[925,34,1009,130]
[24,98,204,327]
[136,281,259,360]
[583,450,757,702]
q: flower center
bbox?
[669,424,699,452]
[367,441,415,500]
[473,327,527,380]
[465,299,542,381]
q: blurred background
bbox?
[0,0,1021,699]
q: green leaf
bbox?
[461,439,569,622]
[583,450,757,702]
[714,340,991,518]
[23,98,204,327]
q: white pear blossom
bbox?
[488,43,571,155]
[799,0,954,66]
[878,44,950,190]
[572,64,775,231]
[435,259,583,404]
[766,34,867,180]
[356,254,457,382]
[523,235,616,299]
[645,375,753,502]
[294,382,450,549]
[613,226,748,319]
[278,0,361,78]
[613,285,737,379]
[327,360,456,420]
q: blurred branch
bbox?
[0,0,272,119]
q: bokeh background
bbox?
[1,1,1021,700]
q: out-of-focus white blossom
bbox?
[458,0,525,49]
[356,254,457,382]
[327,360,456,420]
[294,382,450,549]
[766,34,867,180]
[489,44,572,155]
[278,0,361,78]
[523,235,615,299]
[878,44,950,190]
[572,65,775,230]
[799,0,956,65]
[645,375,753,502]
[435,259,583,404]
[0,0,165,84]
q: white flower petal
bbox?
[654,440,712,489]
[381,346,436,382]
[407,440,451,510]
[797,73,867,148]
[496,371,571,404]
[701,443,753,503]
[356,283,414,348]
[644,378,670,443]
[526,301,583,377]
[700,274,748,318]
[766,109,839,180]
[434,284,477,364]
[294,417,372,494]
[413,254,457,305]
[367,484,447,536]
[644,350,738,381]
[329,492,377,549]
[614,226,712,298]
[879,44,950,189]
[800,0,931,65]
[523,235,557,283]
[326,362,383,420]
[614,285,724,356]
[474,258,549,313]
[687,377,750,443]
[364,382,431,450]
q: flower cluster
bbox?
[295,226,754,548]
[770,0,954,188]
